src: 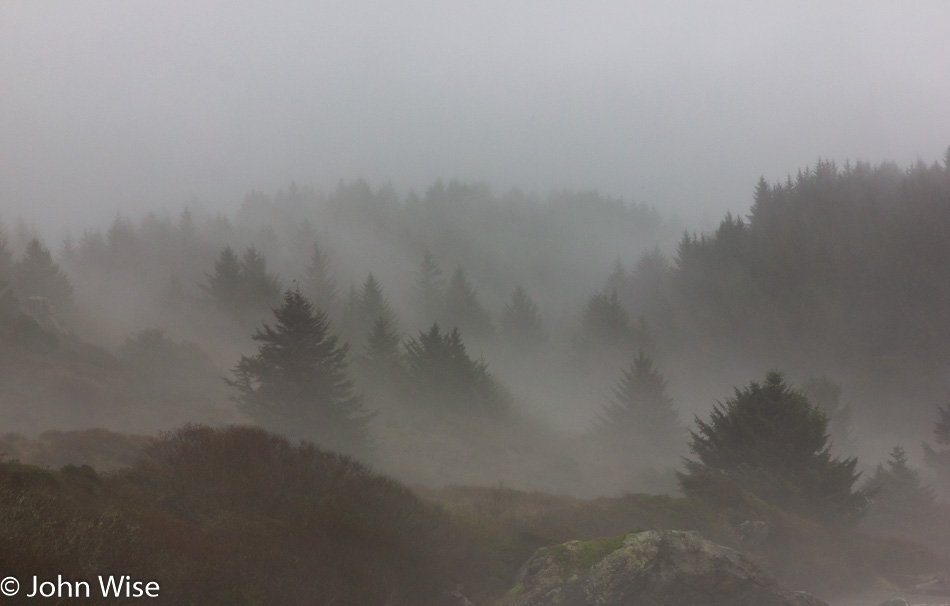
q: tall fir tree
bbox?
[923,399,950,489]
[499,285,546,351]
[14,239,74,310]
[228,289,370,455]
[412,250,445,326]
[598,350,682,460]
[862,446,935,535]
[301,241,340,318]
[442,266,492,340]
[682,371,866,525]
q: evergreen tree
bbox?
[228,289,370,454]
[14,239,74,310]
[803,376,857,455]
[862,446,935,534]
[923,399,950,488]
[357,314,404,390]
[404,323,508,414]
[581,289,633,351]
[301,241,340,317]
[0,222,13,281]
[412,250,445,325]
[202,246,243,313]
[202,246,281,326]
[240,246,282,315]
[598,350,682,459]
[442,266,492,339]
[360,273,395,329]
[500,285,546,351]
[682,371,866,525]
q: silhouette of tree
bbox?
[923,399,950,488]
[803,376,857,456]
[229,289,370,454]
[404,323,508,414]
[442,266,492,339]
[14,239,74,310]
[598,350,682,460]
[682,371,866,525]
[412,250,445,325]
[500,285,546,351]
[301,241,340,317]
[862,446,934,535]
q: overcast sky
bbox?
[2,1,949,237]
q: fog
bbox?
[3,2,950,236]
[3,4,950,604]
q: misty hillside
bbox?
[1,150,949,498]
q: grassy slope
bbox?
[0,425,944,606]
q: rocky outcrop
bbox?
[503,529,827,606]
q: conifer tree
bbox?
[682,371,866,525]
[442,266,492,339]
[202,246,243,312]
[412,250,444,325]
[803,376,857,455]
[358,314,404,390]
[581,289,633,351]
[301,241,340,317]
[862,446,935,534]
[923,399,950,488]
[404,323,507,414]
[14,239,74,310]
[598,350,682,460]
[229,288,370,454]
[500,285,546,351]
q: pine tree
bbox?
[240,246,282,316]
[301,241,340,317]
[404,323,508,414]
[358,315,404,390]
[803,376,857,455]
[412,250,445,325]
[862,446,935,534]
[682,371,866,525]
[923,399,950,488]
[500,285,546,351]
[202,246,243,313]
[14,239,74,310]
[581,289,633,351]
[228,289,370,454]
[442,266,492,339]
[360,273,395,329]
[598,350,682,460]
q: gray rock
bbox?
[503,529,827,606]
[874,599,909,606]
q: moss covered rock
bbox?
[503,529,827,606]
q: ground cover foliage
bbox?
[0,424,946,606]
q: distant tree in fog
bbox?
[598,350,682,460]
[301,241,340,317]
[803,376,857,456]
[862,446,934,535]
[404,323,508,414]
[342,273,398,349]
[923,399,950,488]
[441,266,492,340]
[499,285,546,351]
[202,246,281,327]
[580,289,649,353]
[357,314,404,390]
[229,288,370,454]
[412,250,445,325]
[682,371,866,525]
[14,239,74,310]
